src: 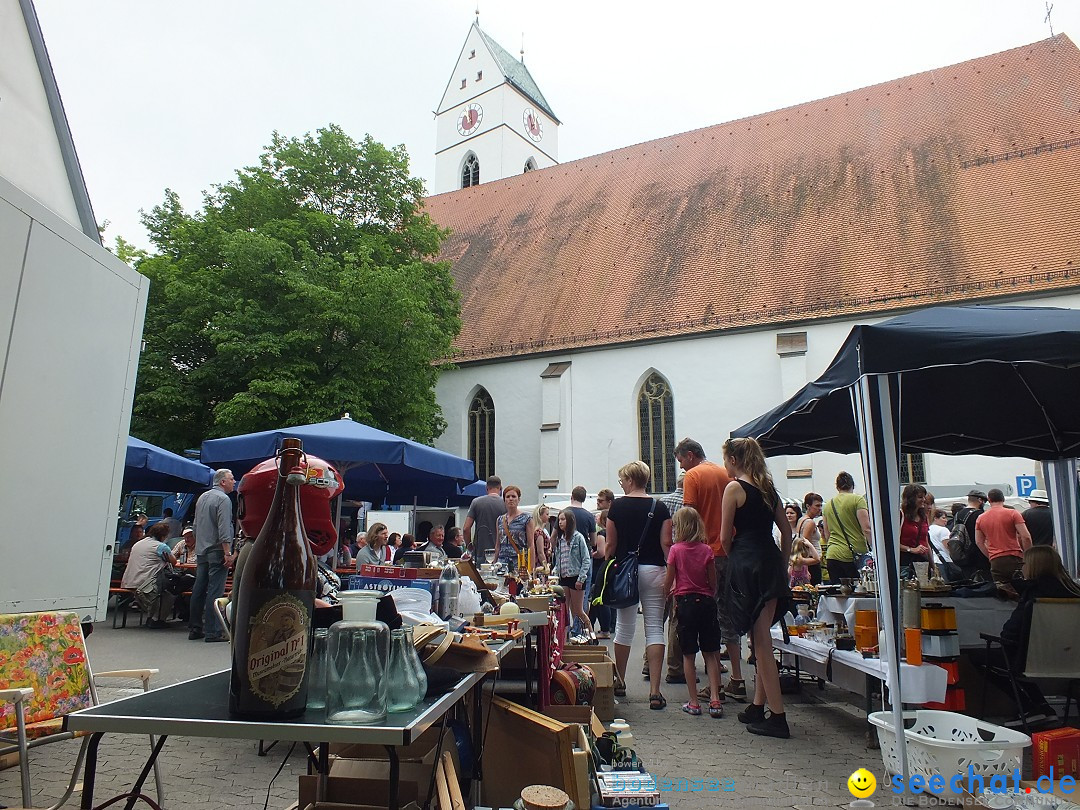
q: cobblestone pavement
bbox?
[1,618,884,810]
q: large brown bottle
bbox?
[230,437,317,719]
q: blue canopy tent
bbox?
[199,417,476,506]
[124,436,215,493]
[733,305,1080,785]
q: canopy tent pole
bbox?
[854,372,908,787]
[1045,458,1080,576]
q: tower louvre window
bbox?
[524,158,537,173]
[460,78,467,89]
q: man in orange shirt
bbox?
[975,488,1032,590]
[677,438,745,700]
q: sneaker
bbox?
[665,674,687,684]
[204,635,229,643]
[723,679,747,701]
[188,630,205,640]
[697,686,723,702]
[146,619,169,629]
[747,711,790,739]
[681,702,702,716]
[613,675,627,697]
[597,631,611,640]
[737,703,766,724]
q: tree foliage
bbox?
[130,125,460,452]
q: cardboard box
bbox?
[302,803,421,810]
[517,595,554,613]
[543,704,608,737]
[299,761,427,808]
[328,725,449,762]
[1034,727,1080,780]
[348,576,439,600]
[592,685,615,723]
[357,564,419,579]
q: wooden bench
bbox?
[108,585,143,628]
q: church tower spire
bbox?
[432,22,560,195]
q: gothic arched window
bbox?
[524,157,537,173]
[637,373,676,492]
[468,388,495,480]
[461,154,480,188]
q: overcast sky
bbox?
[33,0,1080,249]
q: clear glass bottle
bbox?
[326,590,388,724]
[386,628,423,712]
[306,628,329,711]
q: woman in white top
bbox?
[928,508,953,562]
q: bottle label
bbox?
[246,592,311,708]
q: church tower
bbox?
[433,22,560,195]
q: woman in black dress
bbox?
[719,437,793,738]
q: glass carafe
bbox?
[326,590,388,724]
[386,628,424,712]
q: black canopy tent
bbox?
[732,304,1080,783]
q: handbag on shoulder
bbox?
[591,499,656,609]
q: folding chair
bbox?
[980,598,1080,735]
[0,612,164,809]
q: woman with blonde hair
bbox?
[719,437,793,738]
[355,522,392,567]
[602,460,673,710]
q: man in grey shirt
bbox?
[189,468,236,641]
[462,476,506,558]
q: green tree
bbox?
[130,125,460,452]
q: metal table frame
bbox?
[66,640,512,810]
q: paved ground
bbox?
[1,615,884,810]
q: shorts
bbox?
[559,576,580,589]
[675,593,722,655]
[713,556,740,643]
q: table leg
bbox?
[316,740,330,802]
[81,732,104,810]
[865,675,880,749]
[123,733,168,810]
[524,632,535,707]
[385,745,400,810]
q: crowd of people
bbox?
[115,441,1072,733]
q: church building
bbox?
[424,29,1080,503]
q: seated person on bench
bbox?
[121,521,179,628]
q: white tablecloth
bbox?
[816,595,1014,648]
[771,627,947,704]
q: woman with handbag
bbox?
[601,460,672,710]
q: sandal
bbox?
[709,700,724,718]
[649,693,667,710]
[682,701,702,716]
[613,675,627,697]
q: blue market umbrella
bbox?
[125,436,215,492]
[200,417,476,506]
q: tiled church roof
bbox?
[425,35,1080,363]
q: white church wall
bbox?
[436,296,1080,506]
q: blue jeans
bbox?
[189,548,228,637]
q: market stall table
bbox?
[816,594,1014,648]
[66,639,513,810]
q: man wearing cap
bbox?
[171,527,197,564]
[975,488,1032,588]
[1022,489,1054,547]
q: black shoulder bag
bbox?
[591,499,657,609]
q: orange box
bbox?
[921,605,957,631]
[855,609,879,628]
[1033,727,1080,780]
[855,626,877,650]
[905,628,922,665]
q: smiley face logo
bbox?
[848,768,877,798]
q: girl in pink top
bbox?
[664,507,723,718]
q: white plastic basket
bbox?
[868,710,1030,780]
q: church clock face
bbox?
[457,103,483,136]
[523,108,544,142]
